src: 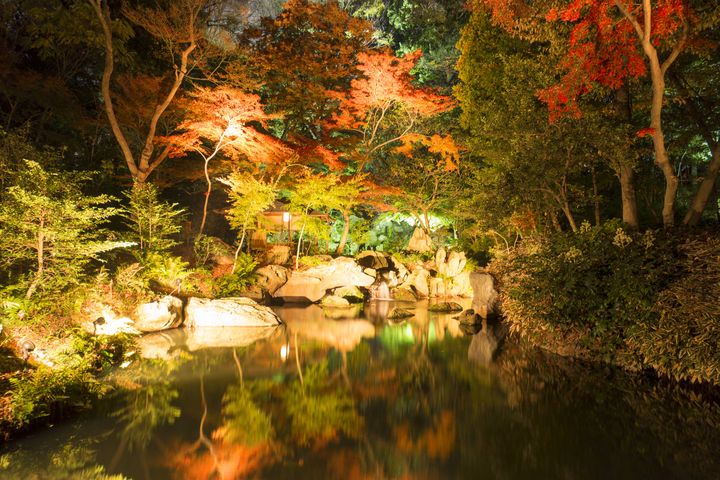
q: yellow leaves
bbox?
[392,410,457,461]
[394,133,462,172]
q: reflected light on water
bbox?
[280,343,290,362]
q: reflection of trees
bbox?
[284,360,362,447]
[0,435,128,480]
[110,358,182,474]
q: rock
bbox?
[363,267,377,278]
[391,257,410,283]
[391,286,417,302]
[410,268,431,298]
[449,271,474,297]
[255,265,289,295]
[436,248,467,278]
[388,307,415,321]
[356,251,391,270]
[133,296,184,332]
[184,297,281,328]
[273,257,375,303]
[138,326,279,359]
[323,304,363,319]
[204,237,235,266]
[333,285,365,303]
[428,302,464,313]
[455,309,481,325]
[320,295,351,308]
[469,272,498,318]
[238,284,267,303]
[407,227,432,252]
[259,245,291,266]
[429,277,446,298]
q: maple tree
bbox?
[159,86,289,236]
[88,0,217,185]
[477,0,690,227]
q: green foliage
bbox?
[140,252,191,292]
[363,212,416,252]
[112,360,181,451]
[221,383,273,446]
[219,172,276,241]
[284,360,362,446]
[492,224,720,384]
[2,331,134,434]
[122,182,185,255]
[0,160,126,299]
[216,253,257,296]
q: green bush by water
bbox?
[490,222,720,384]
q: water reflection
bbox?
[3,300,720,480]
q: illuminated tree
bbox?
[159,86,287,236]
[218,172,277,272]
[87,0,217,184]
[478,0,692,227]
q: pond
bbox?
[3,300,720,479]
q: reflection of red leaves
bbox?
[636,127,656,138]
[392,410,456,461]
[161,438,273,480]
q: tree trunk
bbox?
[198,157,212,237]
[683,142,720,226]
[232,228,247,274]
[619,164,639,228]
[335,209,351,255]
[561,201,578,232]
[26,215,45,299]
[295,212,308,270]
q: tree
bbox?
[159,86,288,236]
[218,172,277,272]
[0,160,125,299]
[87,0,215,184]
[479,0,690,227]
[239,0,373,140]
[122,182,185,256]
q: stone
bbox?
[255,265,289,295]
[388,307,415,321]
[449,271,474,297]
[238,284,267,303]
[381,270,399,288]
[133,296,184,332]
[184,297,281,328]
[320,295,352,308]
[428,302,464,313]
[364,267,378,278]
[429,277,446,298]
[391,257,410,283]
[333,285,365,303]
[259,244,291,266]
[356,250,391,270]
[391,286,417,302]
[455,309,481,325]
[138,326,279,359]
[204,237,235,266]
[411,268,431,298]
[469,272,498,318]
[273,257,375,303]
[407,227,432,252]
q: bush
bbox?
[122,182,185,255]
[215,253,257,296]
[490,223,720,384]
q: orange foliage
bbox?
[159,86,291,165]
[161,438,273,480]
[392,410,456,461]
[394,133,461,172]
[330,50,454,130]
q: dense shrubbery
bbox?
[490,222,720,384]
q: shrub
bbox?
[490,223,720,385]
[215,253,257,296]
[122,182,184,255]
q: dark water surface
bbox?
[3,300,720,479]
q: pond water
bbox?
[3,300,720,479]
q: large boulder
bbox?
[390,257,410,283]
[356,251,391,270]
[184,297,281,328]
[138,326,279,359]
[320,295,351,308]
[203,236,235,266]
[255,265,289,295]
[436,248,467,278]
[407,227,432,252]
[409,268,431,298]
[469,272,498,318]
[273,257,375,303]
[258,245,291,266]
[429,277,446,298]
[333,285,365,303]
[133,296,184,332]
[449,271,474,297]
[392,286,418,302]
